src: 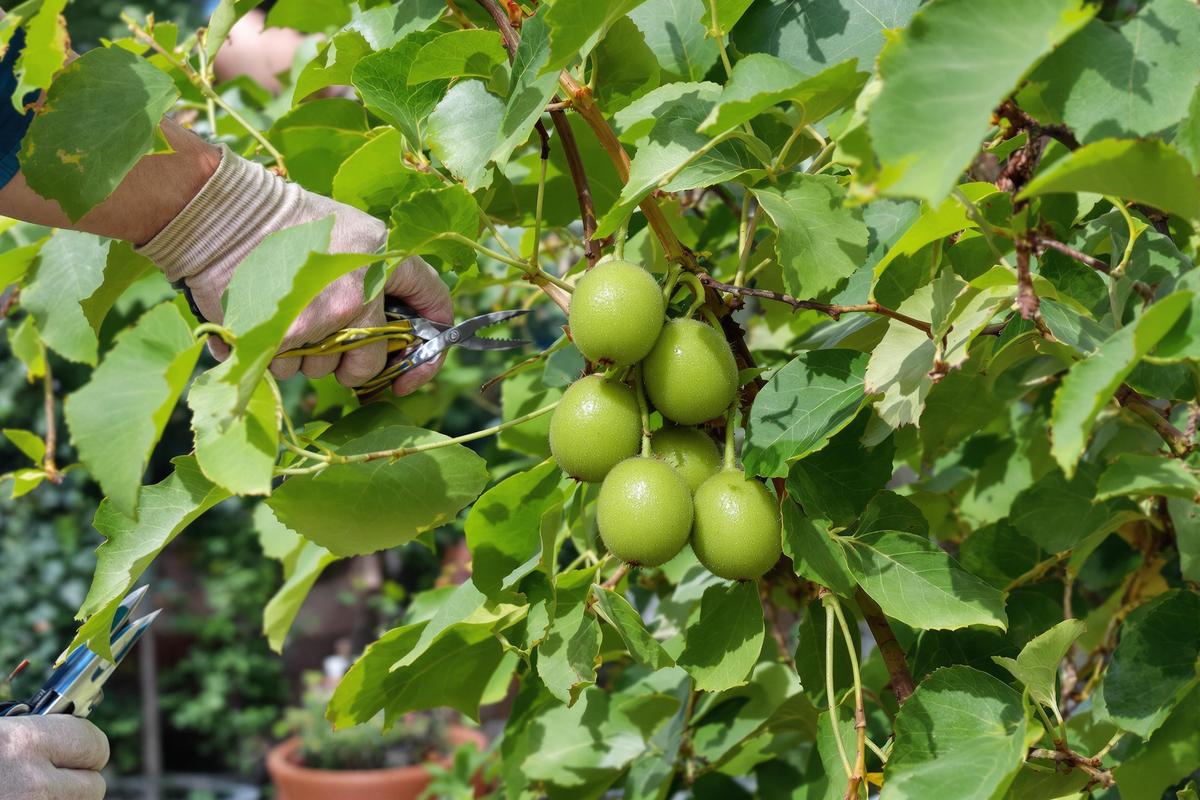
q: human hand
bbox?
[0,715,108,799]
[137,147,452,395]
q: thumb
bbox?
[385,256,452,325]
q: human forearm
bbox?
[0,116,221,245]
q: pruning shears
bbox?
[278,300,531,399]
[0,586,160,719]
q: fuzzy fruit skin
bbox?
[643,319,738,425]
[650,426,721,492]
[597,457,693,567]
[691,470,782,580]
[569,260,665,366]
[549,375,641,482]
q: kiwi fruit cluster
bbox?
[548,259,782,580]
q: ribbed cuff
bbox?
[136,146,302,282]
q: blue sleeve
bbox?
[0,29,34,190]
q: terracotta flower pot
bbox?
[267,725,487,800]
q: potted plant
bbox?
[267,678,486,800]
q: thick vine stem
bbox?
[549,110,599,267]
[699,272,933,337]
[855,589,915,705]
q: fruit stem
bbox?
[678,272,707,317]
[614,217,629,260]
[662,263,683,303]
[699,305,723,330]
[824,596,855,782]
[634,364,652,457]
[829,594,868,799]
[722,401,738,469]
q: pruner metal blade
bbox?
[403,309,531,368]
[28,586,161,718]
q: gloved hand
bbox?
[0,715,108,799]
[137,146,452,396]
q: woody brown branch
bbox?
[1116,384,1192,458]
[699,272,934,337]
[856,589,915,706]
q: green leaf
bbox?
[543,0,650,75]
[499,369,562,457]
[328,619,506,726]
[204,0,265,57]
[782,503,856,598]
[425,80,504,191]
[1170,497,1200,583]
[1049,292,1192,475]
[1009,465,1116,554]
[293,30,373,102]
[12,0,68,103]
[253,502,303,569]
[731,0,920,76]
[870,0,1094,204]
[537,570,602,704]
[992,619,1086,717]
[21,46,180,221]
[332,129,440,218]
[64,302,204,518]
[0,238,45,290]
[592,585,675,669]
[268,425,488,556]
[189,374,278,496]
[677,581,765,692]
[1113,684,1200,800]
[786,413,894,527]
[883,666,1028,800]
[1021,139,1200,222]
[1,428,45,464]
[264,0,351,33]
[1093,589,1200,738]
[872,183,1000,286]
[71,457,229,661]
[591,16,660,112]
[342,0,446,50]
[1096,453,1200,501]
[628,0,719,82]
[388,184,480,271]
[1177,86,1200,174]
[856,491,929,537]
[595,84,765,237]
[409,29,507,83]
[1024,0,1200,144]
[491,9,562,170]
[699,56,867,137]
[700,0,753,35]
[21,232,110,365]
[750,172,868,297]
[80,243,156,336]
[743,350,869,479]
[6,315,45,379]
[351,32,445,150]
[264,541,338,652]
[467,461,570,597]
[522,686,650,788]
[846,532,1008,631]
